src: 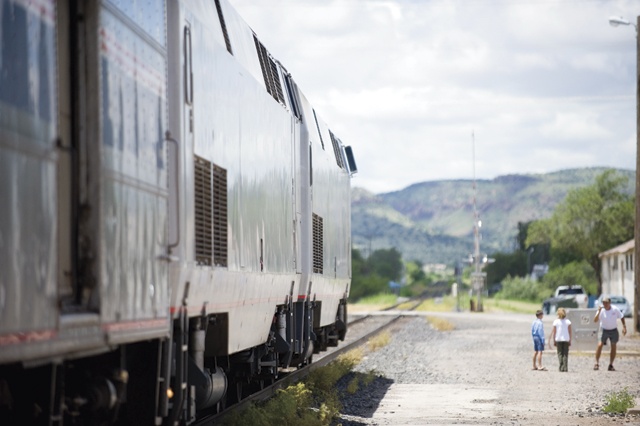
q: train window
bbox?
[214,0,233,55]
[329,131,345,169]
[312,213,324,274]
[312,110,325,150]
[194,156,228,267]
[283,73,302,120]
[253,35,285,105]
[184,26,193,105]
[344,146,358,175]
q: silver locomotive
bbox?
[0,0,357,423]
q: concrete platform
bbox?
[369,384,500,424]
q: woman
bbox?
[550,307,572,372]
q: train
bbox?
[0,0,357,424]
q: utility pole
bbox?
[635,15,640,334]
[469,132,494,312]
[471,132,484,312]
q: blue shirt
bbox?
[532,318,545,343]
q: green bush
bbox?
[540,261,597,297]
[603,388,635,414]
[496,275,546,302]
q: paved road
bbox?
[340,310,640,425]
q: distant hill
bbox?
[351,168,634,265]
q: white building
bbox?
[599,239,634,299]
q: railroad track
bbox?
[198,311,409,425]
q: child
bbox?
[550,307,572,372]
[531,309,546,370]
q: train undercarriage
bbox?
[0,300,347,425]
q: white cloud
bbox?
[231,0,637,194]
[541,112,612,141]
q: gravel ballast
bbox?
[335,311,640,425]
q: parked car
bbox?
[596,295,632,318]
[542,285,587,314]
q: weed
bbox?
[222,328,390,424]
[368,331,391,351]
[425,316,455,331]
[603,387,635,414]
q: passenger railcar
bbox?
[0,0,357,423]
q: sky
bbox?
[230,0,638,194]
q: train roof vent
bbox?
[253,35,285,105]
[214,0,233,55]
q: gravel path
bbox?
[335,311,640,425]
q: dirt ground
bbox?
[341,310,640,425]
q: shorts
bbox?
[600,328,619,345]
[533,336,544,351]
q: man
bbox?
[593,296,627,371]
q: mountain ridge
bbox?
[351,167,635,265]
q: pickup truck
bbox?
[542,285,588,314]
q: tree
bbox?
[526,170,634,294]
[540,261,597,296]
[367,248,403,282]
[485,251,526,286]
[349,248,404,301]
[406,260,428,285]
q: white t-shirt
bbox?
[553,318,571,342]
[598,306,623,330]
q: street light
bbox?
[609,14,640,334]
[609,16,638,36]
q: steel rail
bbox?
[199,314,404,425]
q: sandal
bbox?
[593,363,599,370]
[537,367,547,371]
[608,365,615,371]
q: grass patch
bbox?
[346,369,378,395]
[425,316,455,331]
[368,331,391,351]
[603,387,635,414]
[351,292,543,315]
[411,295,542,315]
[413,296,458,312]
[484,298,542,314]
[223,326,393,425]
[349,294,398,312]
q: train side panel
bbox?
[82,0,170,338]
[167,0,300,354]
[0,0,60,358]
[296,91,352,327]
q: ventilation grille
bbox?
[312,213,323,274]
[329,131,345,169]
[195,156,213,265]
[194,155,228,267]
[212,164,228,266]
[214,0,233,54]
[254,35,285,105]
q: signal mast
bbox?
[469,132,494,311]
